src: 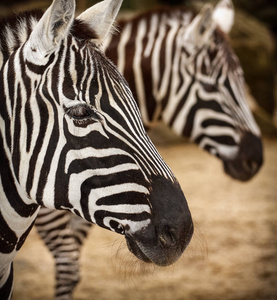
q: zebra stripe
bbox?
[1,1,193,299]
[33,1,263,299]
[105,3,263,181]
[31,0,261,299]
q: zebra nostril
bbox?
[242,160,258,173]
[159,225,177,247]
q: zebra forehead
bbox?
[70,19,98,41]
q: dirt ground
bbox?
[12,125,277,300]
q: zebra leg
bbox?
[35,208,92,300]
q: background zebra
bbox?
[0,0,194,299]
[103,0,263,182]
[35,0,264,299]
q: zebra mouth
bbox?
[125,234,152,264]
[223,159,261,181]
[124,223,193,267]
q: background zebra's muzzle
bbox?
[125,176,193,266]
[223,132,263,181]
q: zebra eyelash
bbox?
[65,104,102,127]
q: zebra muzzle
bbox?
[124,213,193,267]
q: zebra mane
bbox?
[117,6,240,73]
[117,6,197,28]
[0,9,98,64]
[213,27,241,73]
[0,10,43,56]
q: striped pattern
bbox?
[35,2,263,298]
[104,8,261,157]
[35,208,91,297]
[0,1,193,299]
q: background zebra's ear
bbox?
[183,4,214,52]
[212,0,234,34]
[24,0,75,64]
[77,0,123,46]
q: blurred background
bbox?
[1,1,276,300]
[0,0,277,136]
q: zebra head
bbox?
[6,0,193,266]
[168,0,263,181]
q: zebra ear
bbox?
[183,4,214,51]
[77,0,123,45]
[25,0,75,64]
[212,0,234,34]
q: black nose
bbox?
[125,175,193,266]
[157,217,193,249]
[125,216,193,266]
[223,132,263,181]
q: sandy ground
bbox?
[12,125,277,300]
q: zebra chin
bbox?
[223,132,263,181]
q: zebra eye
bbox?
[66,104,102,127]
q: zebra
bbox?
[0,0,194,298]
[35,0,264,298]
[103,0,263,181]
